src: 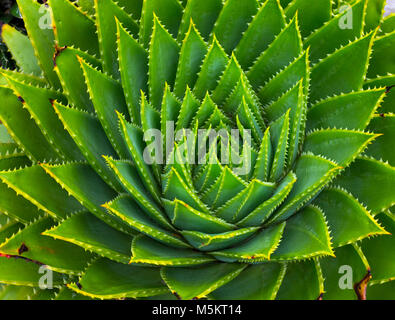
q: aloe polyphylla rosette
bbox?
[0,0,394,300]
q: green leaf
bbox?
[16,0,60,88]
[238,171,297,227]
[310,31,375,104]
[364,75,395,113]
[80,58,130,158]
[164,167,207,212]
[303,129,378,167]
[148,15,180,109]
[267,154,341,225]
[367,280,395,300]
[215,179,275,223]
[0,125,12,144]
[235,0,286,69]
[49,0,99,56]
[0,216,95,275]
[68,258,168,299]
[0,285,36,300]
[116,0,143,20]
[269,110,290,181]
[258,50,309,105]
[364,0,386,32]
[284,0,331,38]
[76,0,95,16]
[0,220,23,245]
[247,16,303,91]
[0,144,31,171]
[211,54,246,106]
[118,114,162,204]
[271,206,333,261]
[286,81,307,166]
[95,0,138,79]
[160,85,182,154]
[55,286,93,300]
[280,0,293,8]
[161,262,247,300]
[181,227,259,252]
[116,19,148,124]
[1,24,41,76]
[276,259,322,300]
[334,157,395,214]
[139,0,183,48]
[306,89,386,131]
[52,102,123,192]
[0,69,47,88]
[252,128,272,181]
[54,46,100,113]
[193,145,224,192]
[0,256,66,287]
[366,115,395,167]
[0,165,83,220]
[104,157,169,229]
[41,162,134,235]
[0,182,42,224]
[210,223,285,263]
[130,235,214,266]
[4,76,83,161]
[223,76,266,130]
[163,198,235,234]
[177,0,223,41]
[379,14,395,35]
[361,212,395,283]
[193,37,229,100]
[304,0,365,64]
[104,195,189,248]
[175,87,200,131]
[174,21,208,99]
[314,188,387,247]
[201,166,248,209]
[320,244,369,300]
[212,0,259,54]
[209,263,286,300]
[236,97,264,143]
[43,211,134,264]
[368,31,395,79]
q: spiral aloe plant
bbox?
[0,0,394,300]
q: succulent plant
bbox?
[0,0,394,300]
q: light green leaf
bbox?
[1,24,41,76]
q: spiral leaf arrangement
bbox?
[0,0,394,300]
